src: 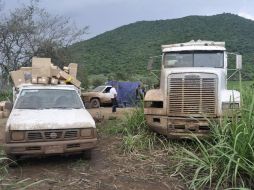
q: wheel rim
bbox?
[92,99,99,107]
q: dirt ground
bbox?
[0,108,184,190]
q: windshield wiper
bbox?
[51,106,72,109]
[40,106,82,109]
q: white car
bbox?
[4,84,97,161]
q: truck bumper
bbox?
[4,138,97,156]
[145,115,216,139]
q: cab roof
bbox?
[162,40,226,52]
[18,84,78,91]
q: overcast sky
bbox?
[3,0,254,40]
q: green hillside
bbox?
[70,13,254,81]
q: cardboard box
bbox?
[51,65,60,77]
[63,66,69,73]
[68,63,78,78]
[51,78,59,85]
[59,80,66,85]
[32,57,51,77]
[32,76,38,84]
[0,101,12,111]
[0,101,4,110]
[68,77,81,87]
[20,67,32,73]
[37,77,49,84]
[32,67,51,78]
[10,70,25,87]
[57,71,81,87]
[3,110,10,118]
[25,79,32,84]
[0,111,3,119]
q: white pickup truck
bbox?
[4,84,97,161]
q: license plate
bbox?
[45,145,64,154]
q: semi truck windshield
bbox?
[164,51,224,68]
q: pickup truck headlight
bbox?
[11,131,25,141]
[222,102,240,110]
[80,128,93,138]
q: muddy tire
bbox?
[90,98,100,108]
[6,154,19,167]
[82,149,92,160]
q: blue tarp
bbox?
[107,81,141,107]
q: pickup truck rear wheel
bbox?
[90,98,100,108]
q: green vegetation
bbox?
[115,81,254,189]
[120,107,162,153]
[70,13,254,83]
[0,91,12,102]
[101,107,168,153]
[228,80,254,90]
[173,83,254,189]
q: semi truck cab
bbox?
[144,40,241,138]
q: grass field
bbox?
[228,80,253,89]
[116,80,254,189]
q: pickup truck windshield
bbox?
[92,86,105,92]
[15,89,83,109]
[164,51,224,68]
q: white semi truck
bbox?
[144,40,241,138]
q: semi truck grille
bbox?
[26,129,79,141]
[168,73,217,116]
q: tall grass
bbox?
[173,83,254,189]
[118,106,167,153]
[0,91,12,102]
[0,149,45,189]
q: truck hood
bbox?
[7,109,96,131]
[164,67,225,76]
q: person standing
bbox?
[135,84,144,106]
[110,85,118,113]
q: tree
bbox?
[0,0,88,84]
[78,64,89,89]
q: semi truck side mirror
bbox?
[236,55,242,70]
[147,58,154,71]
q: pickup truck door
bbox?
[103,87,113,99]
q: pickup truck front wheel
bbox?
[82,149,92,160]
[6,154,19,167]
[90,98,100,108]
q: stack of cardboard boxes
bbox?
[10,57,81,88]
[0,101,12,119]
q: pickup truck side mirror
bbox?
[147,58,154,71]
[236,55,242,70]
